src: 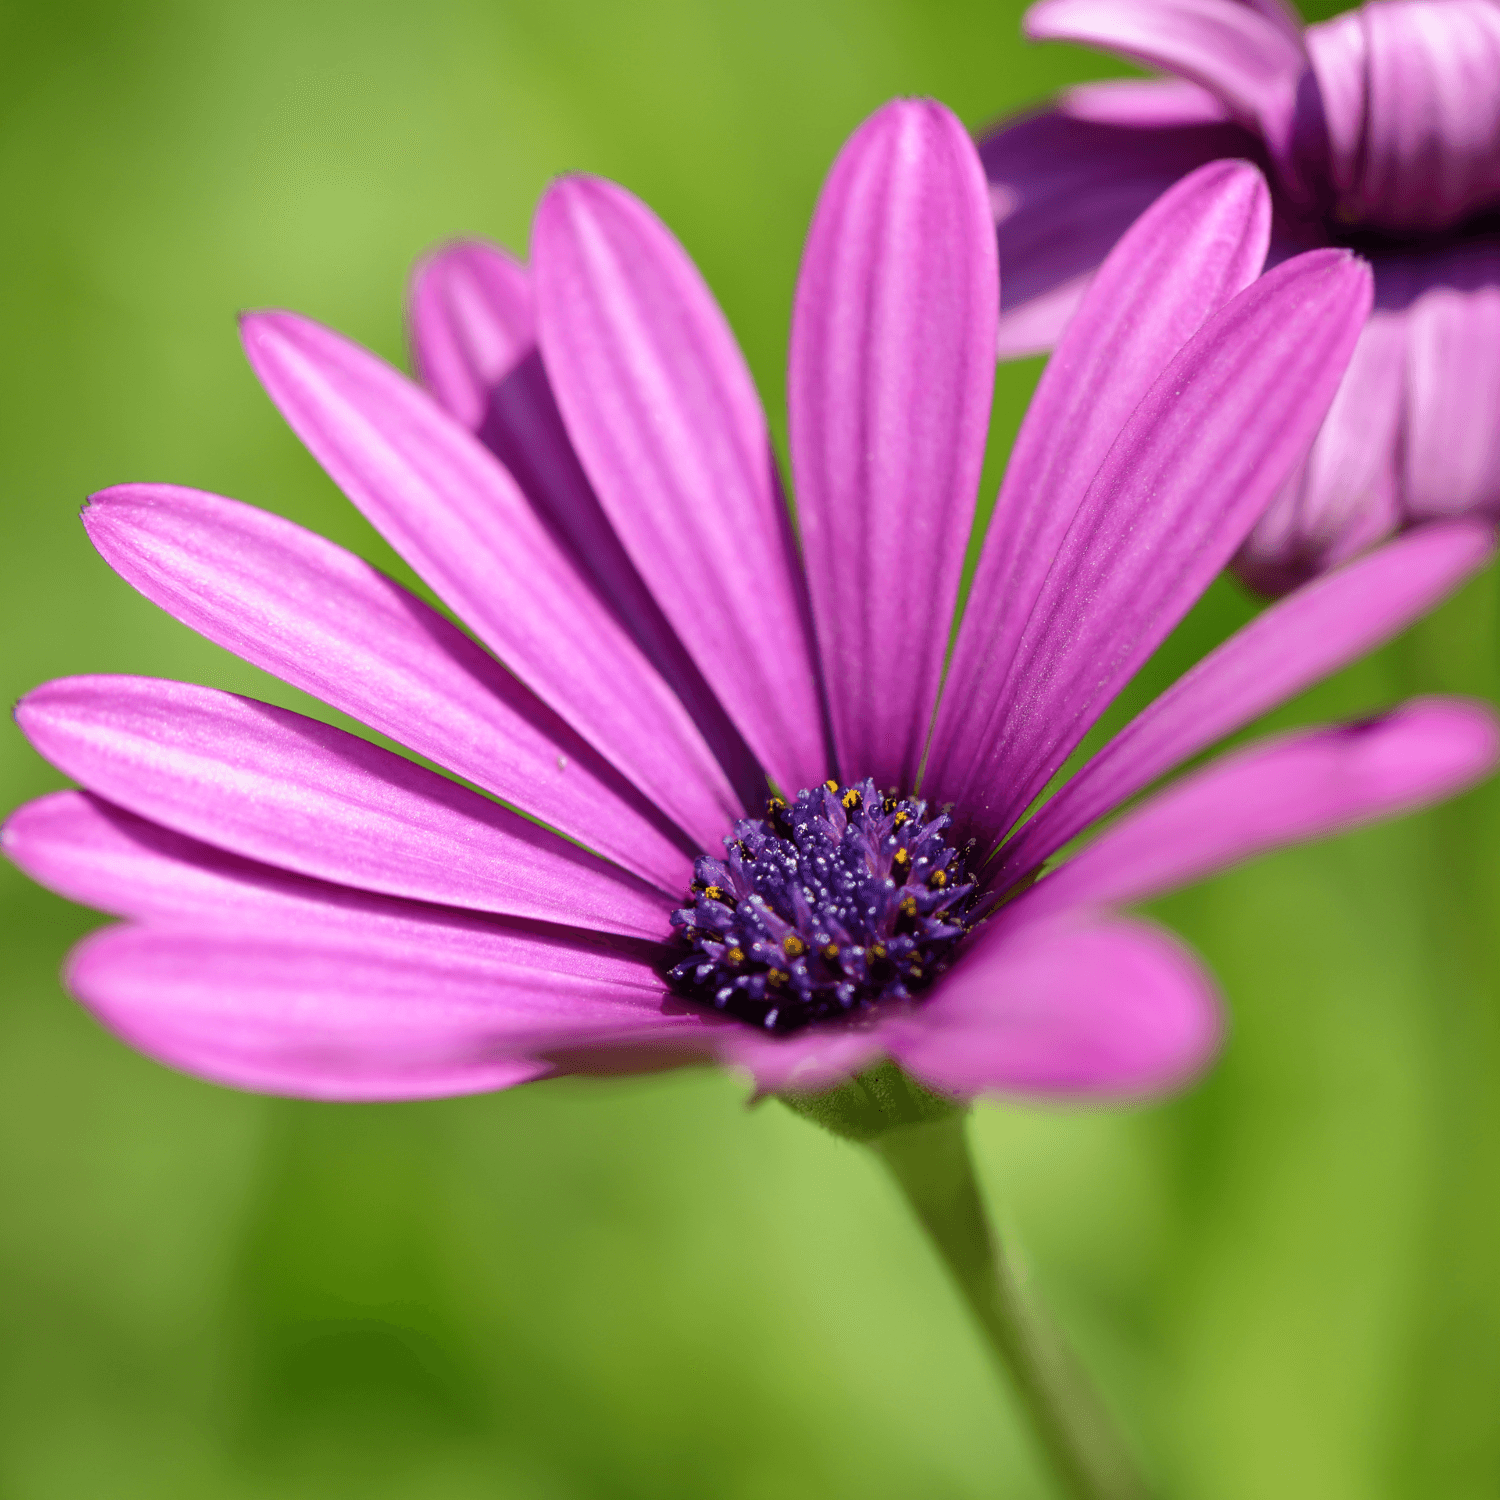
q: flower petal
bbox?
[1404,284,1500,523]
[997,522,1497,883]
[981,92,1261,357]
[942,248,1371,849]
[884,911,1222,1099]
[710,1025,890,1096]
[1017,698,1500,922]
[0,788,683,1023]
[67,923,699,1102]
[788,99,997,791]
[240,310,738,852]
[1303,10,1368,208]
[1025,0,1306,171]
[532,175,827,798]
[1352,0,1500,234]
[408,243,765,804]
[84,484,695,893]
[407,238,534,430]
[1234,307,1408,594]
[1061,76,1236,126]
[15,676,674,940]
[925,160,1273,816]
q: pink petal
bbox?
[884,912,1222,1099]
[1234,0,1304,46]
[84,484,694,894]
[16,676,675,940]
[788,99,997,791]
[532,175,827,799]
[981,96,1256,357]
[1404,284,1500,523]
[925,160,1273,816]
[1352,0,1500,234]
[1017,698,1500,922]
[944,248,1371,849]
[1303,11,1368,207]
[1026,0,1306,172]
[998,522,1497,883]
[240,310,738,852]
[409,243,767,807]
[1060,76,1235,126]
[1234,307,1408,594]
[5,789,624,945]
[67,923,700,1102]
[710,1024,890,1096]
[407,238,534,430]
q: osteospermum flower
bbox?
[5,100,1497,1104]
[983,0,1500,592]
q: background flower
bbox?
[1,2,1497,1496]
[983,0,1500,592]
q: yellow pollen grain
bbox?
[782,934,807,958]
[703,884,723,901]
[893,847,910,866]
[928,869,947,889]
[872,943,887,959]
[824,779,839,793]
[726,947,745,964]
[900,897,918,918]
[767,969,787,986]
[822,943,839,961]
[894,810,910,826]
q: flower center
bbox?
[668,778,979,1034]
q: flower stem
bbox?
[872,1113,1149,1500]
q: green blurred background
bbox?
[2,0,1497,1495]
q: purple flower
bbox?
[984,0,1500,592]
[5,100,1495,1104]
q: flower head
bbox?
[5,100,1496,1103]
[985,0,1500,591]
[669,779,981,1032]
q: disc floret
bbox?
[668,778,979,1033]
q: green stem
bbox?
[873,1114,1149,1500]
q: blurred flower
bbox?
[5,103,1495,1106]
[983,0,1500,593]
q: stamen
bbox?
[668,776,979,1034]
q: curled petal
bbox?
[1404,284,1500,523]
[1304,10,1369,208]
[1234,308,1408,594]
[1026,0,1306,173]
[1354,0,1500,233]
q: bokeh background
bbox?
[2,0,1497,1495]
